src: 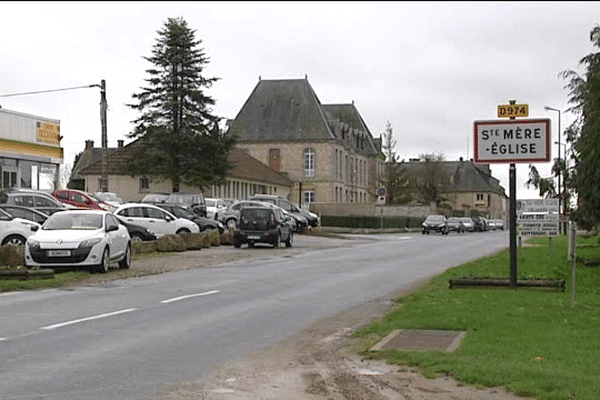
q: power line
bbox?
[0,84,98,98]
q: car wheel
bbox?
[202,226,214,232]
[285,232,293,248]
[96,247,109,273]
[119,244,131,269]
[1,234,26,246]
[176,228,190,235]
[226,218,237,229]
[273,232,280,248]
[234,238,241,248]
[248,240,255,248]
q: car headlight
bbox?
[78,238,102,249]
[27,239,40,250]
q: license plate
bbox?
[248,236,260,240]
[47,250,71,257]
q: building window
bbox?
[140,177,149,191]
[268,149,281,172]
[304,148,315,178]
[304,191,315,204]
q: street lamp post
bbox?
[544,106,562,233]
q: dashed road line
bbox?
[40,308,138,330]
[160,290,220,304]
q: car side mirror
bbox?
[106,224,119,232]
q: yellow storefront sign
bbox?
[36,121,61,145]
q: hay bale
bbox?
[199,231,211,248]
[209,229,220,247]
[220,230,235,245]
[0,244,25,268]
[180,232,203,250]
[156,234,186,252]
[132,240,157,254]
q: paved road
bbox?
[0,230,509,400]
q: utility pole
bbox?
[100,80,108,192]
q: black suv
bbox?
[234,206,293,248]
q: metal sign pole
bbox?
[509,162,517,287]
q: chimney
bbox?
[118,140,124,149]
[85,140,94,150]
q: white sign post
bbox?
[474,119,551,164]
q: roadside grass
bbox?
[355,234,600,400]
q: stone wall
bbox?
[309,202,439,218]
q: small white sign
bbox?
[518,213,559,221]
[518,199,559,213]
[474,119,551,163]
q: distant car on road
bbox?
[422,215,448,235]
[493,219,505,230]
[459,217,475,232]
[446,217,465,233]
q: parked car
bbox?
[422,214,448,235]
[0,204,49,225]
[493,219,505,230]
[153,203,224,234]
[218,200,274,230]
[247,194,319,228]
[140,192,170,203]
[459,217,475,232]
[0,208,40,246]
[205,198,228,220]
[487,220,497,231]
[112,203,200,237]
[234,206,293,248]
[52,189,112,211]
[0,188,70,214]
[115,216,157,242]
[446,217,465,233]
[165,193,207,218]
[25,210,131,272]
[93,192,123,208]
[473,216,488,232]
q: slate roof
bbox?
[78,140,292,187]
[321,104,380,155]
[70,146,118,182]
[398,160,506,195]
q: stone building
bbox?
[227,77,384,206]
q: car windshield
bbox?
[206,199,216,207]
[172,207,195,219]
[448,218,460,223]
[44,213,103,230]
[167,194,203,205]
[242,208,271,220]
[425,216,445,223]
[460,218,472,223]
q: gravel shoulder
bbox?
[76,234,530,400]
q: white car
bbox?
[0,208,41,246]
[25,210,131,273]
[113,203,200,237]
[205,198,228,220]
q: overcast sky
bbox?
[2,1,598,200]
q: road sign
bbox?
[498,104,529,118]
[474,119,551,163]
[518,213,559,222]
[518,199,559,213]
[377,186,387,197]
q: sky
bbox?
[1,1,598,200]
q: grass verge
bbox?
[355,233,600,400]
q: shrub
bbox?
[0,244,25,268]
[156,234,186,252]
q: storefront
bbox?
[0,108,63,191]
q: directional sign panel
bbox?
[474,119,551,163]
[518,199,559,213]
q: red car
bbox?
[52,189,112,211]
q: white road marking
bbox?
[40,308,138,330]
[160,290,220,304]
[0,338,7,341]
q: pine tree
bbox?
[121,17,235,192]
